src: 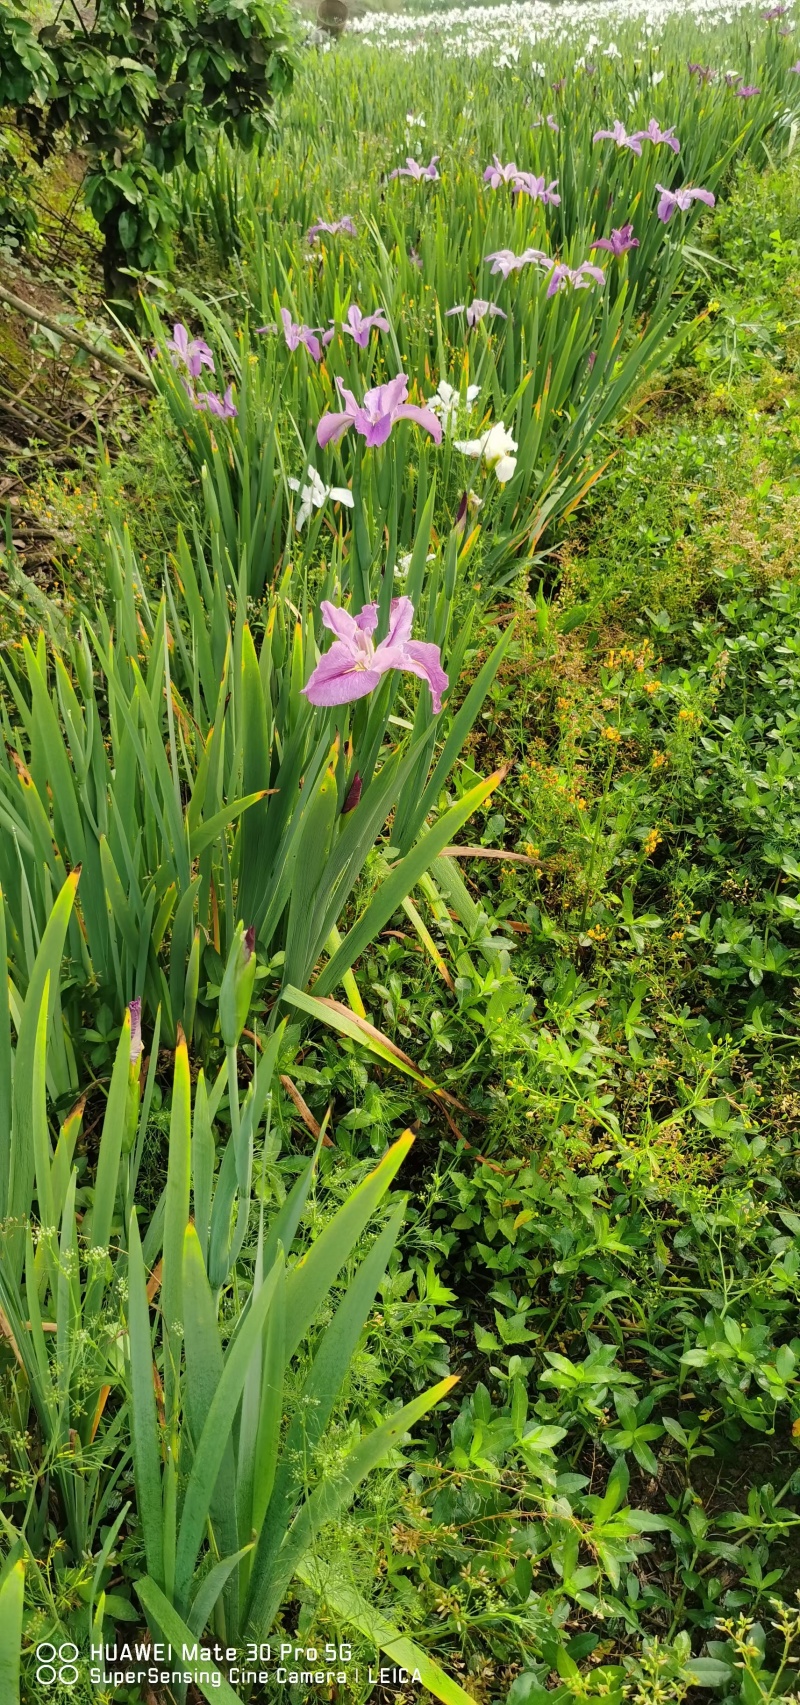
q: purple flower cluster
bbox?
[590,224,640,256]
[258,303,390,359]
[446,299,507,326]
[195,386,237,419]
[483,155,520,187]
[485,247,550,278]
[483,157,560,203]
[271,308,325,362]
[547,262,606,298]
[593,118,680,154]
[325,304,390,348]
[307,216,357,242]
[656,183,715,222]
[167,323,213,378]
[162,322,237,418]
[389,156,440,181]
[484,249,605,296]
[512,172,561,206]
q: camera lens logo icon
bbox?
[35,1643,80,1686]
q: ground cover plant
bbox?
[2,0,800,1702]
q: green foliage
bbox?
[5,12,800,1705]
[0,0,300,288]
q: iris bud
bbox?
[219,923,257,1049]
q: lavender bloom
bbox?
[303,598,448,712]
[167,323,214,379]
[725,70,742,86]
[483,154,519,186]
[790,59,800,69]
[129,998,143,1065]
[485,247,551,278]
[546,262,606,298]
[278,307,323,362]
[446,299,507,326]
[656,183,716,222]
[590,223,640,255]
[194,384,237,419]
[632,118,680,153]
[307,217,357,241]
[593,120,643,154]
[736,83,762,97]
[389,155,440,181]
[317,373,442,450]
[323,304,390,349]
[687,61,715,82]
[763,4,787,15]
[512,172,561,205]
[532,113,560,131]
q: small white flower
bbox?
[287,464,354,530]
[651,68,665,85]
[396,550,434,581]
[427,379,481,430]
[455,421,518,484]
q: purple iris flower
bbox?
[307,217,357,241]
[687,61,715,82]
[446,299,507,326]
[512,173,561,205]
[317,373,442,449]
[276,307,324,362]
[194,384,237,418]
[736,83,762,96]
[389,155,440,181]
[532,113,560,131]
[725,71,742,86]
[590,224,640,256]
[763,4,786,15]
[322,305,391,349]
[485,247,550,278]
[790,59,800,69]
[483,154,520,186]
[167,323,214,379]
[632,119,680,153]
[129,997,143,1064]
[303,598,448,712]
[552,77,566,92]
[592,121,643,154]
[546,262,606,298]
[656,183,715,222]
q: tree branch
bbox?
[0,284,156,390]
